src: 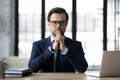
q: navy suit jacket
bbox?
[28,36,88,72]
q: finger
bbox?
[56,31,61,37]
[56,31,59,36]
[55,37,59,42]
[53,41,59,46]
[57,31,61,36]
[53,41,59,51]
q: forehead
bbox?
[50,13,66,21]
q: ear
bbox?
[66,21,68,26]
[48,22,50,27]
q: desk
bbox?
[1,73,120,80]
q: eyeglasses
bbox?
[50,21,67,27]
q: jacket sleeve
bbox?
[66,42,88,73]
[28,42,53,72]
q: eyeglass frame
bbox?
[49,21,67,27]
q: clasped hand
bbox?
[52,31,65,52]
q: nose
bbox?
[56,23,61,28]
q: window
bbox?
[77,0,103,66]
[18,0,41,58]
[18,0,117,68]
[107,0,120,50]
[45,0,72,38]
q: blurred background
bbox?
[0,0,120,69]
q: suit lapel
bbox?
[64,37,70,48]
[46,36,52,47]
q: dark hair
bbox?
[47,7,69,22]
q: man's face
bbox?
[48,13,68,37]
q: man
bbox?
[28,7,88,72]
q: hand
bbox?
[52,31,65,51]
[52,40,59,51]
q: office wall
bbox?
[0,0,15,57]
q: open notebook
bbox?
[86,51,120,77]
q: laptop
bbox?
[86,51,120,77]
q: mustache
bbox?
[55,33,64,36]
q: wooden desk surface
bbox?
[1,73,120,80]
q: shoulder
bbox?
[33,37,50,46]
[65,37,84,52]
[65,37,82,46]
[65,37,81,43]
